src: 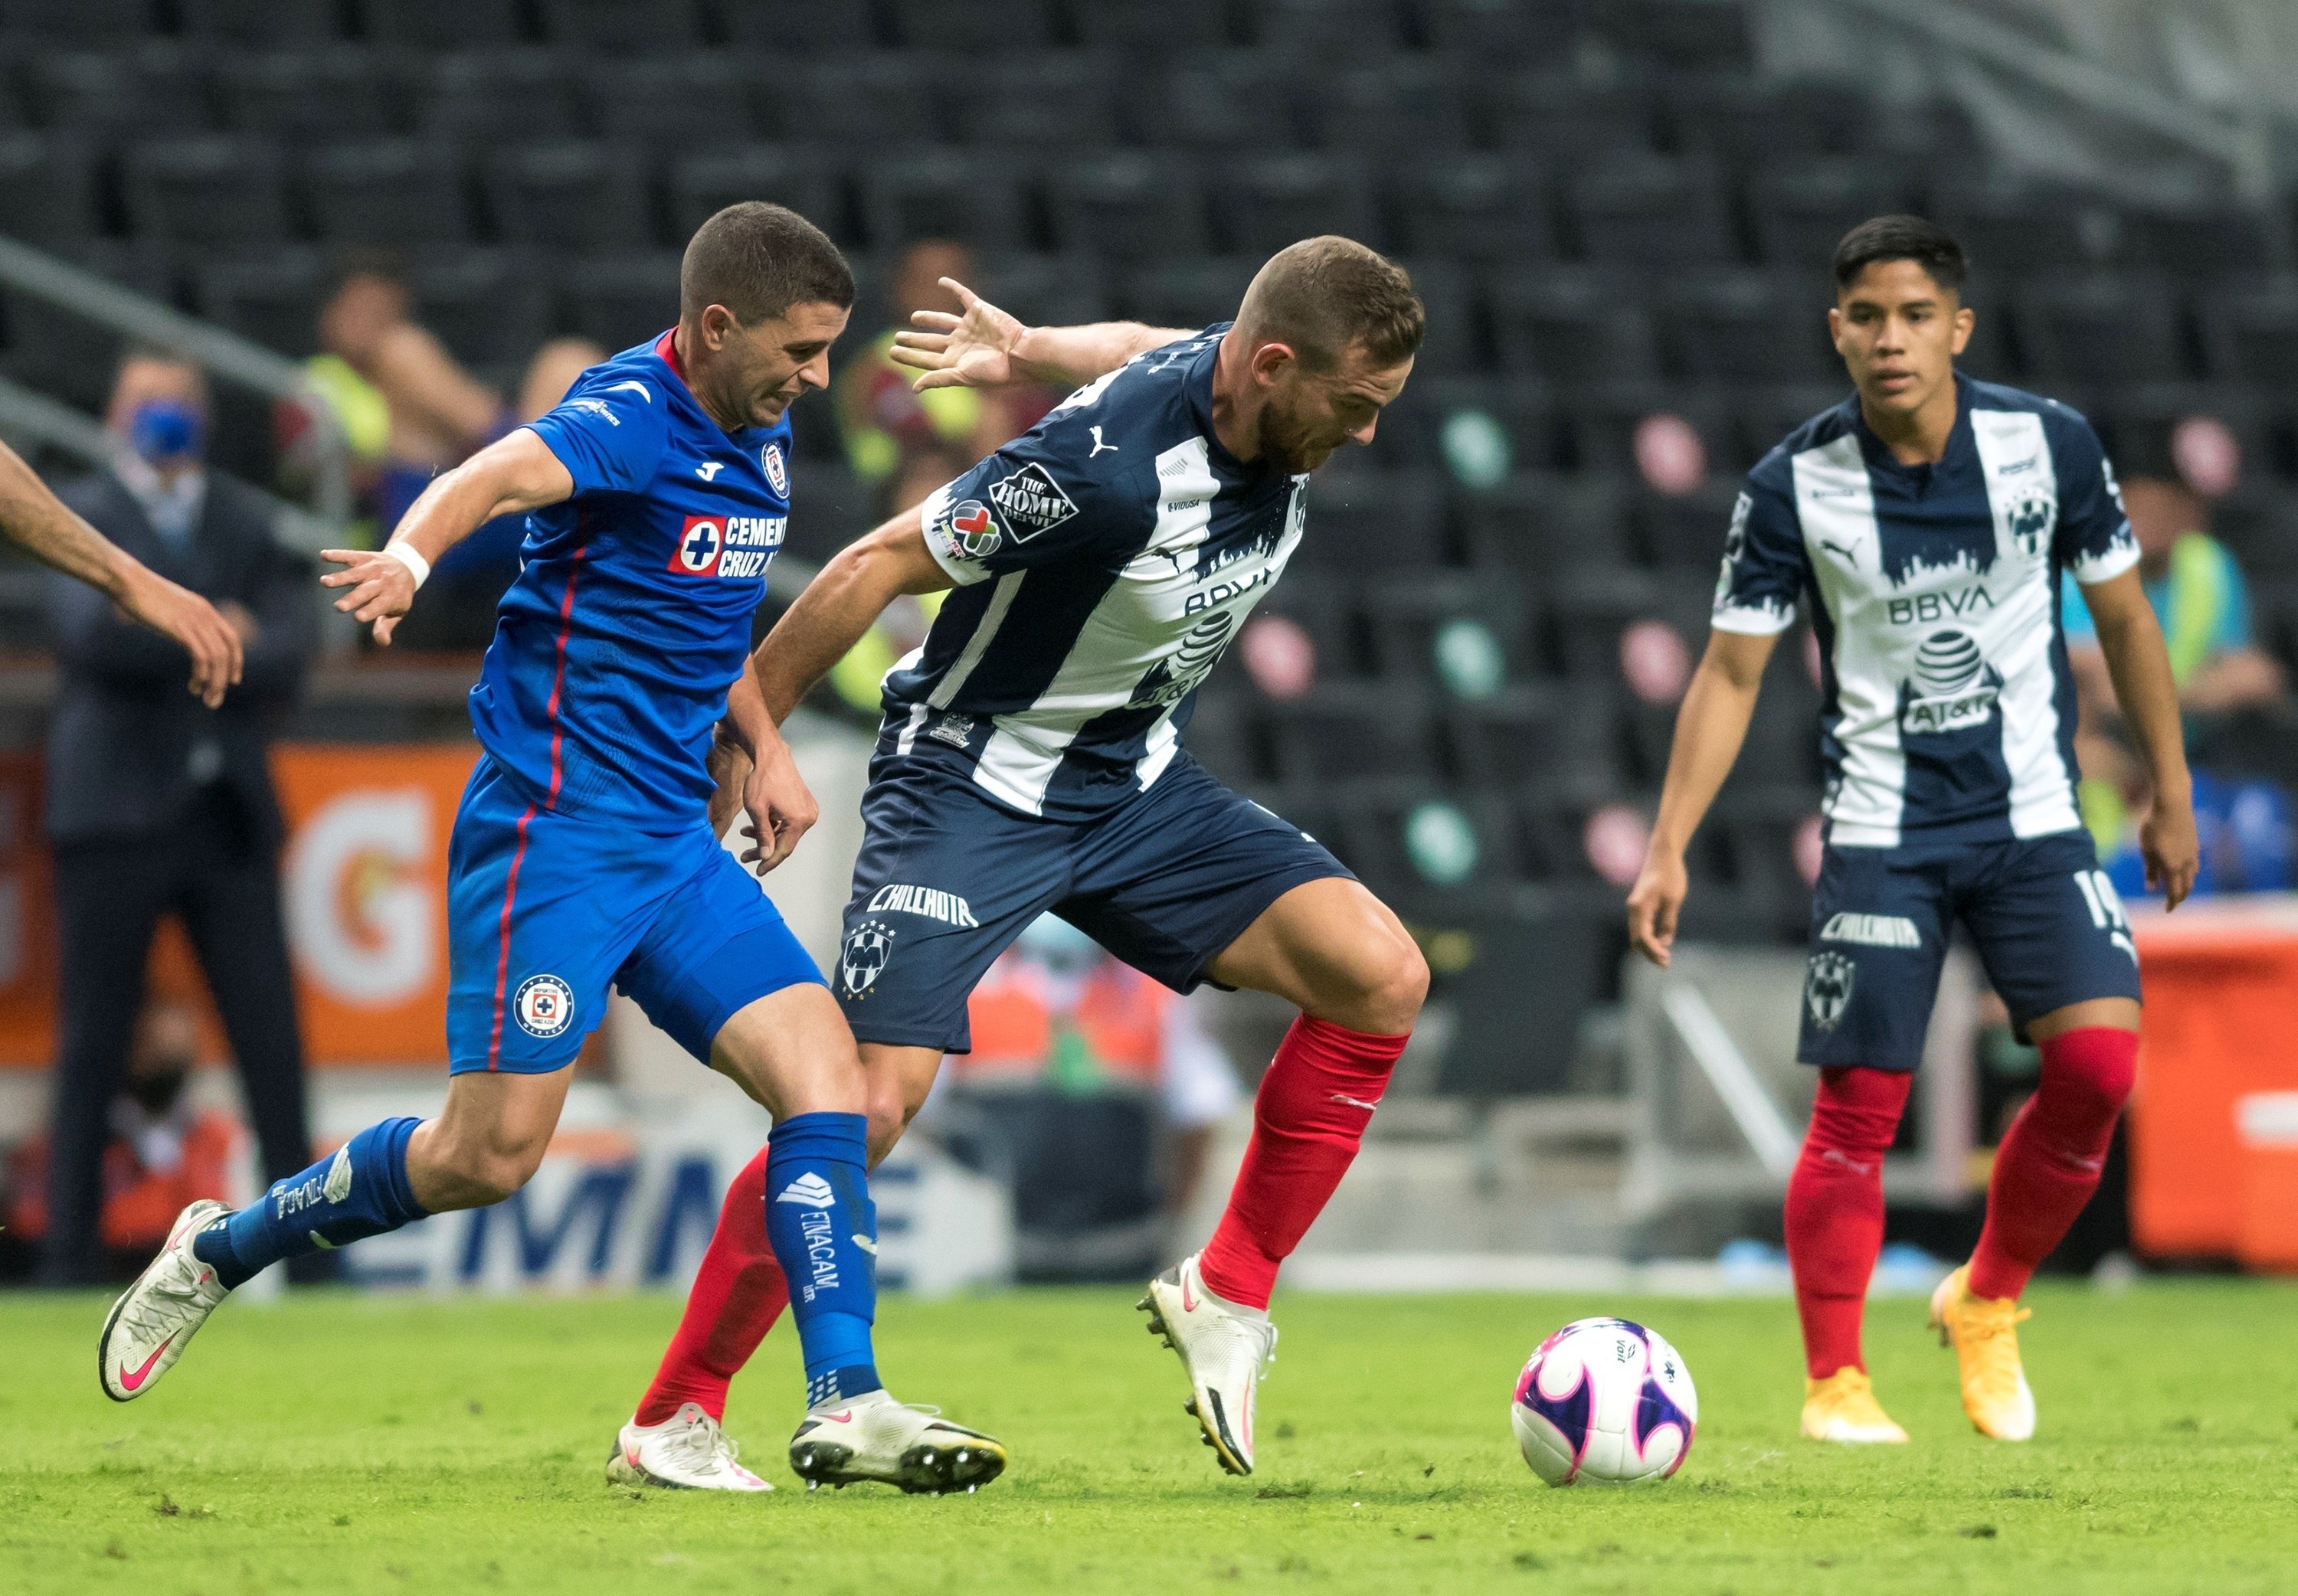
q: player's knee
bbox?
[1347,931,1429,1037]
[863,1083,914,1168]
[426,1123,548,1208]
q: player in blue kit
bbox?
[1625,217,2198,1447]
[630,237,1432,1480]
[97,204,1006,1496]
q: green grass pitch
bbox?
[4,1281,2295,1594]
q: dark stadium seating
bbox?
[123,137,292,248]
[1480,76,1656,158]
[581,56,774,154]
[404,250,554,375]
[180,0,348,45]
[1206,153,1380,257]
[2196,278,2298,388]
[1359,571,1537,688]
[363,0,527,51]
[1387,154,1554,265]
[535,0,709,53]
[2015,273,2192,386]
[561,252,684,352]
[666,146,849,245]
[1266,682,1444,784]
[482,142,654,253]
[1069,0,1237,52]
[1563,155,1739,267]
[1656,271,1839,384]
[1667,77,1871,167]
[300,141,475,247]
[218,50,400,144]
[1138,52,1306,152]
[718,0,881,52]
[780,55,948,149]
[28,46,213,137]
[1045,155,1212,263]
[195,250,329,358]
[855,149,1034,253]
[885,0,1054,52]
[0,134,103,243]
[1311,59,1475,153]
[1249,0,1413,55]
[1745,159,1911,270]
[1293,470,1454,571]
[1420,0,1585,63]
[1488,268,1658,385]
[0,0,155,44]
[946,53,1124,151]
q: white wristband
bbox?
[380,541,430,590]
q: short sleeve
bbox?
[2051,415,2139,586]
[917,408,1151,587]
[523,372,672,496]
[2058,571,2099,645]
[1710,472,1806,636]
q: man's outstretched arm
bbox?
[319,427,572,646]
[717,506,951,872]
[889,277,1192,392]
[0,438,241,706]
[2078,567,2199,907]
[1625,628,1779,966]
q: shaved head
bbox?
[1236,236,1425,371]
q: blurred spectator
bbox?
[925,914,1242,1281]
[833,240,1030,486]
[5,1001,241,1263]
[41,351,319,1286]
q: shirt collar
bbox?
[111,450,206,544]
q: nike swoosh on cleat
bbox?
[1180,1275,1197,1313]
[116,1336,174,1393]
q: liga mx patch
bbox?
[987,461,1078,541]
[938,498,1002,561]
[514,973,574,1038]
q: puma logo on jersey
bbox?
[1089,427,1117,457]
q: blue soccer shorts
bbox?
[444,755,824,1074]
[1796,828,2142,1071]
[833,752,1350,1054]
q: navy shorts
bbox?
[1798,829,2141,1071]
[835,753,1349,1052]
[445,756,823,1074]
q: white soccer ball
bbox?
[1511,1316,1697,1486]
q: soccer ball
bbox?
[1511,1317,1697,1486]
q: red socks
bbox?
[1197,1015,1408,1310]
[1968,1026,2137,1301]
[1785,1065,1911,1380]
[633,1145,789,1426]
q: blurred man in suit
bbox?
[41,350,316,1286]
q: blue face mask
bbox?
[126,399,205,466]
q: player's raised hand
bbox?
[117,564,242,708]
[1625,849,1688,967]
[737,733,819,875]
[2140,790,2200,911]
[319,546,419,646]
[889,278,1027,391]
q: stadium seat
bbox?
[1744,158,1911,273]
[1247,0,1412,54]
[1655,270,1839,384]
[1425,888,1622,1093]
[1120,256,1260,331]
[1265,682,1443,783]
[122,137,290,248]
[2121,202,2283,282]
[1332,788,1521,906]
[781,55,948,149]
[1479,74,1657,157]
[885,0,1054,51]
[0,133,103,243]
[964,252,1114,332]
[1248,568,1361,682]
[1627,479,1741,572]
[194,250,328,358]
[718,0,883,51]
[1309,58,1475,152]
[666,147,849,245]
[0,242,176,411]
[1931,182,2113,278]
[1067,0,1237,52]
[0,0,155,44]
[407,250,554,373]
[483,141,654,252]
[417,51,585,144]
[1547,564,1712,682]
[1359,571,1536,691]
[1207,153,1380,257]
[1385,375,1560,479]
[180,0,347,44]
[1176,688,1265,787]
[1567,384,1738,479]
[1487,267,1658,385]
[581,54,771,153]
[855,149,1033,252]
[1293,469,1454,571]
[1386,153,1554,266]
[28,46,214,137]
[2196,277,2298,388]
[1460,471,1633,584]
[1422,0,1586,64]
[1562,154,1739,267]
[300,140,474,247]
[1666,76,1870,167]
[1043,154,1210,263]
[217,49,400,143]
[1447,682,1626,797]
[536,0,707,51]
[561,252,683,352]
[1731,383,1851,466]
[1589,0,1753,70]
[363,0,528,49]
[2015,274,2193,386]
[1134,52,1306,152]
[946,52,1123,150]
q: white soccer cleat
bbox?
[1138,1252,1278,1477]
[607,1402,773,1492]
[98,1199,233,1402]
[787,1389,1007,1494]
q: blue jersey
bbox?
[1713,374,2137,848]
[470,332,791,831]
[886,324,1304,820]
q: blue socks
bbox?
[193,1117,429,1290]
[762,1111,881,1406]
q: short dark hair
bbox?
[1832,214,1969,294]
[1239,236,1426,369]
[679,202,854,327]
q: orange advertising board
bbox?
[0,744,480,1069]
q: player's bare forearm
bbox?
[1626,630,1776,963]
[1007,322,1194,388]
[0,440,139,597]
[749,507,948,722]
[2081,569,2198,904]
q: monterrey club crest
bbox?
[514,973,575,1038]
[1804,951,1855,1032]
[840,921,894,997]
[761,442,787,495]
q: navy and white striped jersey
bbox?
[882,324,1306,819]
[1713,374,2138,848]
